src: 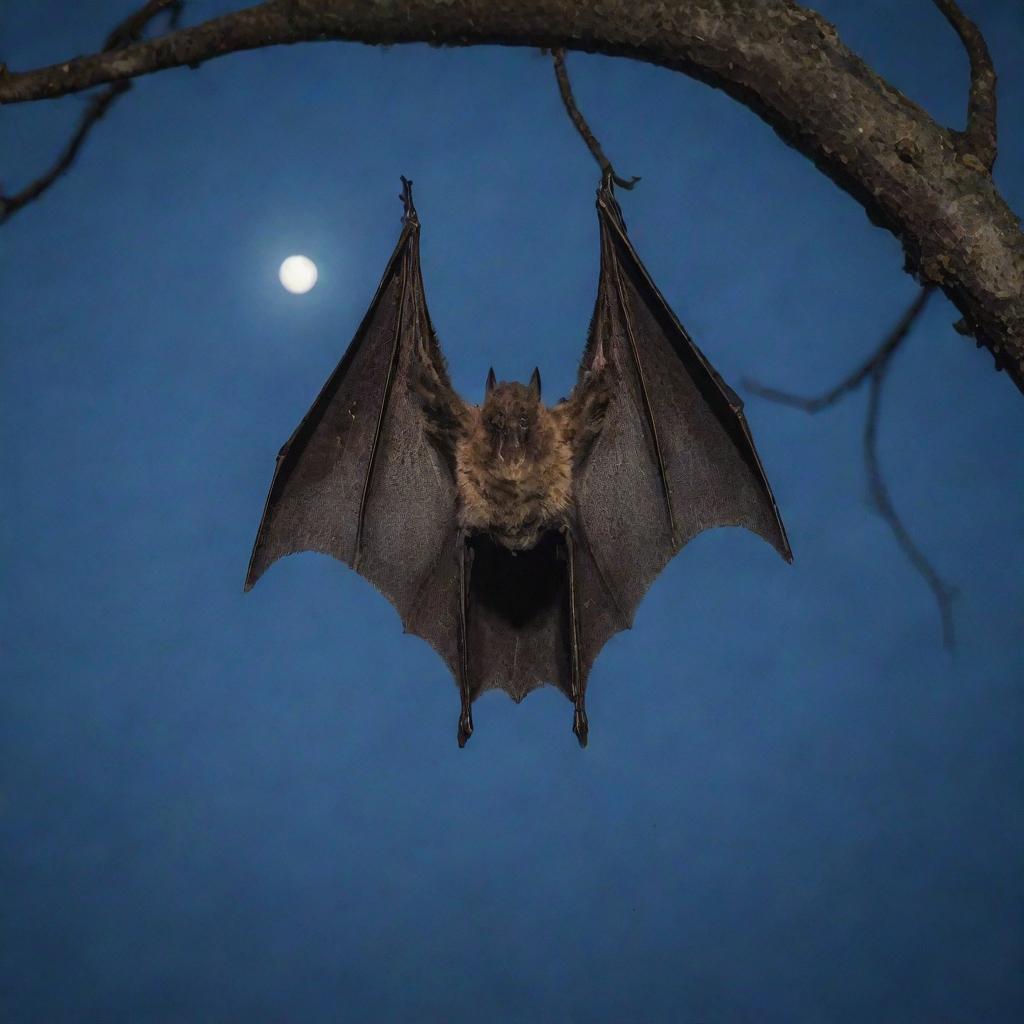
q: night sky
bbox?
[2,2,1022,1021]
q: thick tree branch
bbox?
[745,288,956,649]
[1,1,1022,392]
[0,0,182,222]
[932,0,997,171]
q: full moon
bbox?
[279,255,318,294]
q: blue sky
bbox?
[2,2,1022,1021]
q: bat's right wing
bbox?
[245,180,466,679]
[569,179,792,683]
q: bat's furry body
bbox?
[246,178,791,747]
[419,368,610,552]
[456,403,573,551]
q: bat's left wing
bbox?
[568,178,792,694]
[245,179,466,680]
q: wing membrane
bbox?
[572,182,791,679]
[245,184,464,674]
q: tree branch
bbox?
[1,1,1021,392]
[745,288,932,413]
[551,48,638,189]
[103,0,184,50]
[1,82,128,222]
[745,288,957,649]
[931,0,997,171]
[863,343,957,651]
[0,0,183,223]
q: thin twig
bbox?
[105,0,184,49]
[745,287,958,649]
[932,0,997,170]
[1,1,183,223]
[1,82,129,221]
[745,288,932,412]
[551,48,639,189]
[863,349,958,649]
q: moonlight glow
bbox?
[279,255,318,294]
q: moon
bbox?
[279,255,318,294]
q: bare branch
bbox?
[745,288,957,649]
[0,0,183,223]
[551,49,638,189]
[105,0,184,49]
[0,1,1021,390]
[932,0,997,171]
[863,347,958,650]
[744,288,932,412]
[1,83,128,221]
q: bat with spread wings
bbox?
[245,177,791,747]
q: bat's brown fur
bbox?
[457,391,571,551]
[413,358,611,551]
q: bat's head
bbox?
[481,367,543,466]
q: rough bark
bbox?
[2,0,1021,392]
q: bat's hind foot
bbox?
[572,707,589,748]
[457,706,474,748]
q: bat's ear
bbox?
[485,367,497,396]
[528,367,542,400]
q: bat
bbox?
[245,176,791,747]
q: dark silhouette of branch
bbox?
[862,341,958,650]
[103,0,184,51]
[746,289,932,413]
[0,1,183,223]
[1,82,128,221]
[0,2,1019,391]
[932,0,997,171]
[551,48,639,189]
[745,288,957,649]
